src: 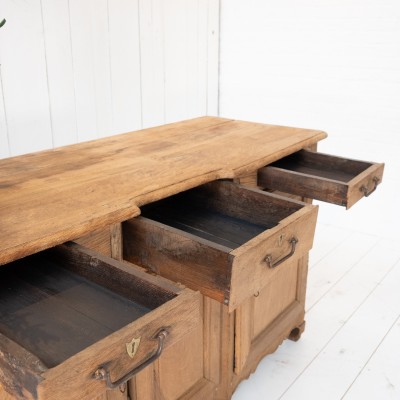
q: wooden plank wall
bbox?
[0,0,220,158]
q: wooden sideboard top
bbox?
[0,116,326,265]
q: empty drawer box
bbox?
[123,180,318,311]
[0,243,200,400]
[258,150,384,208]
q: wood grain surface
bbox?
[0,117,326,265]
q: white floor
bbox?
[232,217,400,399]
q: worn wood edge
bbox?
[231,301,305,393]
[214,305,235,400]
[0,333,47,400]
[295,254,310,309]
[0,204,141,266]
[74,227,112,257]
[38,289,201,400]
[233,299,253,376]
[0,117,233,166]
[346,162,385,209]
[203,297,222,386]
[55,242,184,296]
[234,171,258,188]
[229,130,327,179]
[110,223,123,261]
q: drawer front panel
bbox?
[229,205,318,311]
[258,149,384,209]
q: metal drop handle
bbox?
[265,237,298,269]
[360,176,380,197]
[93,329,168,389]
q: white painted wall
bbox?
[220,0,400,236]
[0,0,219,158]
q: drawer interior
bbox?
[258,150,384,208]
[124,180,317,310]
[140,180,304,250]
[270,150,372,183]
[0,245,177,369]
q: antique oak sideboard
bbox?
[0,117,384,400]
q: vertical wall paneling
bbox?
[0,0,220,158]
[0,0,53,156]
[139,0,219,128]
[197,0,209,116]
[206,0,220,115]
[67,0,113,141]
[185,0,202,118]
[108,0,142,134]
[166,0,210,123]
[0,65,10,158]
[92,0,113,138]
[68,0,98,142]
[41,0,78,147]
[163,0,187,123]
[139,0,166,128]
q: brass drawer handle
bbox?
[265,237,298,269]
[360,176,380,197]
[93,329,168,389]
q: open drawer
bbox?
[123,181,318,312]
[0,243,200,400]
[258,149,384,209]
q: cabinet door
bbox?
[129,296,217,400]
[233,255,308,385]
